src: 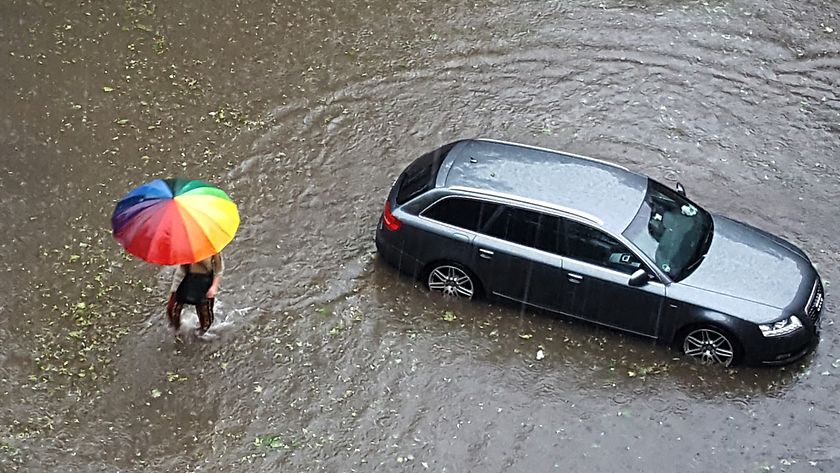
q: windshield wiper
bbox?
[679,225,714,278]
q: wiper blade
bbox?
[680,228,713,277]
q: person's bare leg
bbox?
[166,293,183,331]
[196,298,214,334]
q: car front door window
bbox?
[564,220,643,275]
[561,219,663,337]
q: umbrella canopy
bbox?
[111,178,239,265]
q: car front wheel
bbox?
[681,327,738,367]
[426,264,476,299]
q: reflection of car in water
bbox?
[375,139,825,367]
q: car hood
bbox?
[679,215,814,311]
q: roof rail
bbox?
[473,138,630,172]
[449,185,604,226]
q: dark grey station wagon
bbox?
[375,139,825,367]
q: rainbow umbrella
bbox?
[111,178,239,265]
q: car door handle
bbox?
[567,273,584,283]
[452,232,470,243]
[478,248,494,259]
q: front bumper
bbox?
[743,319,820,366]
[755,333,818,366]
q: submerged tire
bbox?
[681,326,739,367]
[426,263,477,300]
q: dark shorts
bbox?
[175,273,213,305]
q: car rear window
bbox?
[395,142,458,205]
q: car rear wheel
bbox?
[426,264,476,299]
[681,327,738,367]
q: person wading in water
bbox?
[166,252,223,336]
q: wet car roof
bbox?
[439,139,649,232]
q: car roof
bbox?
[437,139,649,233]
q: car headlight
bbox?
[758,316,803,337]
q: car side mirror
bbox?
[628,268,650,287]
[675,182,686,196]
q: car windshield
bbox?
[622,180,713,281]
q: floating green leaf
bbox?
[255,435,283,449]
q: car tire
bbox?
[425,262,480,300]
[679,325,741,367]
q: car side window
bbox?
[564,220,642,274]
[483,206,563,255]
[422,198,500,231]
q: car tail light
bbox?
[383,201,401,231]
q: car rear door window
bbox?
[422,198,500,231]
[483,206,563,254]
[564,220,642,274]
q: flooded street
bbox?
[2,0,840,471]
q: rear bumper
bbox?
[374,221,423,279]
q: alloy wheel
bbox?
[682,328,735,366]
[427,265,474,299]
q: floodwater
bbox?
[1,0,839,471]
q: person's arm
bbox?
[170,265,187,293]
[207,254,224,298]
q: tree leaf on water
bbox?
[255,434,283,448]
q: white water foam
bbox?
[170,301,248,342]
